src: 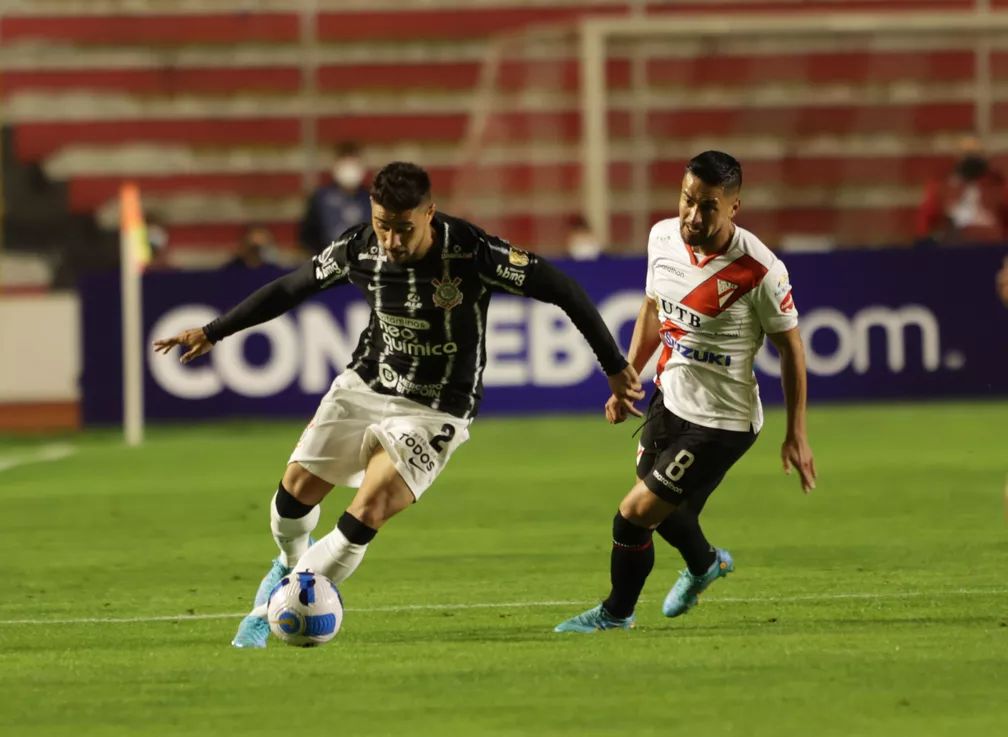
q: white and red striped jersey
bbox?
[645,218,798,432]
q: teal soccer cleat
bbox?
[553,604,636,633]
[231,557,291,649]
[231,612,271,649]
[662,548,734,618]
[252,557,291,609]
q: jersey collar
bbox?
[683,224,738,268]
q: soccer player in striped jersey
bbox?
[153,161,643,648]
[555,151,816,633]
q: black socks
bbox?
[601,512,654,619]
[656,509,716,575]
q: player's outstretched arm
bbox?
[152,260,325,362]
[471,228,641,411]
[521,259,643,410]
[767,327,816,493]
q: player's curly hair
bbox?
[687,151,742,194]
[370,162,432,211]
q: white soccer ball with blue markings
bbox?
[266,570,344,647]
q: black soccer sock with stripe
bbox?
[655,509,716,576]
[601,512,654,619]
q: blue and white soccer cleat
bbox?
[661,548,734,618]
[553,604,636,633]
[231,557,291,649]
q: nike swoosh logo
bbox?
[407,457,426,473]
[367,284,382,291]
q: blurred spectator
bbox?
[916,138,1008,245]
[299,141,371,255]
[565,215,605,260]
[222,224,279,270]
[144,213,173,270]
[997,255,1008,307]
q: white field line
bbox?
[0,443,76,473]
[0,588,1004,626]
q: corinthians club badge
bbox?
[508,247,530,266]
[432,276,463,311]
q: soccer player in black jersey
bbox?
[154,162,643,648]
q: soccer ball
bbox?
[266,570,344,647]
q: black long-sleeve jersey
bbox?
[204,212,627,419]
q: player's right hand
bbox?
[152,327,213,364]
[605,364,645,423]
[781,433,816,493]
[604,393,629,424]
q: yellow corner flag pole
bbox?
[119,183,149,446]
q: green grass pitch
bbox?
[1,401,1006,737]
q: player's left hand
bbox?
[152,327,213,364]
[606,365,645,423]
[781,434,816,493]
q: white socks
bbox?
[270,491,320,569]
[293,527,369,585]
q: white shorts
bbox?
[288,370,471,499]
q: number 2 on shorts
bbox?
[664,449,695,482]
[430,423,456,453]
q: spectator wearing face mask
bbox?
[916,137,1008,245]
[565,215,606,260]
[299,141,372,255]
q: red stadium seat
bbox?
[1,67,301,96]
[316,59,631,93]
[67,173,304,213]
[0,13,299,44]
[647,104,975,138]
[316,6,628,41]
[14,119,302,161]
[648,51,975,86]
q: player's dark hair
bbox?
[686,151,742,193]
[370,162,432,212]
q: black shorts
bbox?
[636,389,758,510]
